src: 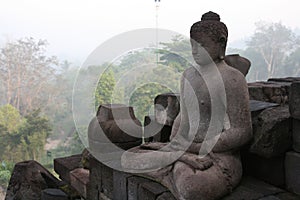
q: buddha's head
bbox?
[190,11,228,66]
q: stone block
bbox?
[87,156,102,200]
[138,181,168,200]
[5,161,62,200]
[285,151,300,195]
[154,93,180,126]
[113,170,133,200]
[289,82,300,120]
[248,81,290,105]
[248,84,265,102]
[127,176,150,200]
[223,176,284,200]
[241,152,286,187]
[293,119,300,153]
[144,115,171,142]
[54,154,82,184]
[144,115,163,142]
[70,168,89,199]
[101,164,114,199]
[250,106,292,158]
[88,104,143,156]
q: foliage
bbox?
[245,22,300,80]
[0,106,52,162]
[95,69,117,107]
[0,37,59,115]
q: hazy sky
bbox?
[1,0,299,64]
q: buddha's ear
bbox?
[219,35,227,47]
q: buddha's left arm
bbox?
[211,73,252,153]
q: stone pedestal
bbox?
[285,151,300,195]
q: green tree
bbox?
[95,69,117,107]
[19,109,52,160]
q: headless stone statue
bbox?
[122,11,252,200]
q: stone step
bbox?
[54,154,82,184]
[70,168,90,199]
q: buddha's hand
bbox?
[179,153,213,170]
[141,142,184,152]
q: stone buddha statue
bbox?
[122,11,252,200]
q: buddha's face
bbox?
[190,32,222,66]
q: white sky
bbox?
[0,0,299,64]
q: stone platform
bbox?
[54,154,300,200]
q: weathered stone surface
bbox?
[289,82,300,120]
[144,115,163,142]
[285,151,300,195]
[144,115,171,142]
[113,170,133,200]
[248,81,290,105]
[5,160,62,200]
[223,176,284,200]
[138,181,168,200]
[87,156,102,200]
[70,168,89,199]
[54,154,82,184]
[156,192,176,200]
[225,54,251,76]
[250,105,292,158]
[293,119,300,152]
[88,104,142,156]
[127,176,149,200]
[154,93,180,126]
[41,189,68,200]
[101,164,114,199]
[241,152,286,187]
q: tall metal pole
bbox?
[155,0,160,67]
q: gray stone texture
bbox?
[127,176,150,200]
[248,80,291,105]
[293,119,300,152]
[138,181,168,200]
[88,104,142,156]
[285,151,300,195]
[54,154,82,184]
[223,176,284,200]
[250,105,292,158]
[289,82,300,120]
[70,168,89,199]
[113,170,133,200]
[154,93,180,126]
[5,160,62,200]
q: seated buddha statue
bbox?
[122,11,252,200]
